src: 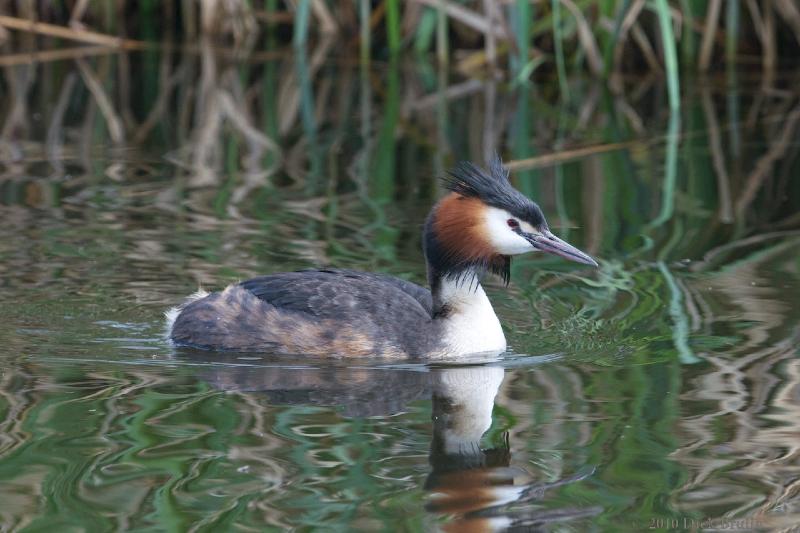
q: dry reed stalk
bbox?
[403,78,484,112]
[561,0,603,76]
[735,103,800,215]
[455,44,511,74]
[218,91,280,155]
[0,14,145,49]
[1,65,34,149]
[345,1,385,49]
[701,88,734,223]
[744,0,775,87]
[200,0,257,44]
[506,140,640,171]
[253,11,294,24]
[614,98,645,133]
[630,22,662,73]
[482,0,497,70]
[745,0,765,42]
[0,45,116,67]
[68,0,90,29]
[575,85,600,130]
[482,81,496,164]
[774,0,800,47]
[699,0,721,71]
[612,0,646,77]
[762,0,776,88]
[75,58,125,144]
[310,0,337,34]
[409,0,506,38]
[134,60,188,143]
[45,72,77,174]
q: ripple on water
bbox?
[1,57,800,530]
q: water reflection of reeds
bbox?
[672,244,800,528]
[3,45,799,223]
[1,35,800,532]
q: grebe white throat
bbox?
[436,270,506,356]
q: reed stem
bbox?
[293,0,311,48]
[386,0,401,55]
[552,0,570,101]
[654,0,680,111]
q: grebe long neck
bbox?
[427,268,507,356]
[429,268,485,317]
[422,195,509,355]
[435,272,506,355]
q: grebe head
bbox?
[424,156,597,284]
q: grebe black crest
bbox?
[166,157,598,357]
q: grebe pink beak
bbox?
[524,230,598,267]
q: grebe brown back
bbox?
[166,157,597,357]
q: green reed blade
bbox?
[649,110,681,228]
[552,0,570,101]
[293,0,311,48]
[386,0,401,54]
[360,0,371,64]
[603,0,630,75]
[678,0,698,66]
[436,0,449,65]
[515,56,546,83]
[654,0,680,111]
[658,261,701,364]
[510,0,532,77]
[725,0,739,65]
[414,7,437,54]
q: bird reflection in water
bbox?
[425,366,599,531]
[181,352,601,530]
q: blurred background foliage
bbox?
[2,0,800,86]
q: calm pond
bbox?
[1,47,799,531]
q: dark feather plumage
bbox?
[171,269,442,355]
[240,269,433,317]
[442,155,547,229]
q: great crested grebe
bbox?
[166,157,597,357]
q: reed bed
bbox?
[1,1,800,87]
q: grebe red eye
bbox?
[507,219,519,228]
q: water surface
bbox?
[1,47,799,531]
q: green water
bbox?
[1,48,799,532]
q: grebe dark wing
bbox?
[238,269,433,319]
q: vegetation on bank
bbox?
[2,1,800,83]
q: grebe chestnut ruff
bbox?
[166,157,598,357]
